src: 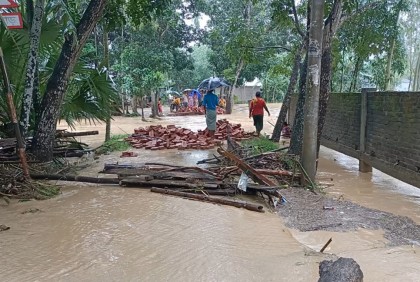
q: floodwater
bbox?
[1,104,420,281]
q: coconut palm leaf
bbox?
[60,68,119,127]
[0,26,29,124]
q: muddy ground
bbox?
[277,188,420,246]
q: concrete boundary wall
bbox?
[288,90,420,188]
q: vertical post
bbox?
[0,47,30,179]
[103,30,111,142]
[359,88,375,172]
[301,0,324,182]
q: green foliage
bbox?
[332,0,409,91]
[126,0,171,26]
[260,53,291,102]
[35,183,61,200]
[0,0,120,134]
[61,68,119,127]
[96,134,130,154]
[112,1,205,95]
[241,136,279,155]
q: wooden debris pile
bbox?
[31,141,301,213]
[126,119,254,150]
[98,144,299,212]
[95,162,277,212]
[0,130,98,162]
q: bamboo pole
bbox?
[0,47,30,179]
[30,174,120,184]
[150,187,264,213]
[55,130,99,137]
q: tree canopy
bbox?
[0,0,416,161]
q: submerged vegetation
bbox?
[96,134,130,154]
[241,137,280,155]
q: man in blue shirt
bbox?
[202,89,219,138]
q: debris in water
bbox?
[0,224,10,232]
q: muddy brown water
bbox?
[1,104,420,281]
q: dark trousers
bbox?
[253,115,264,133]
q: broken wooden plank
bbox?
[217,147,277,187]
[179,189,236,196]
[101,168,217,180]
[120,178,219,189]
[150,187,264,213]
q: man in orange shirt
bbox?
[249,91,270,136]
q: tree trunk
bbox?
[32,0,107,161]
[33,61,41,126]
[20,0,44,138]
[301,0,324,182]
[131,96,138,114]
[349,57,361,92]
[271,42,305,142]
[413,55,420,91]
[150,91,158,118]
[288,53,308,156]
[385,38,396,90]
[226,1,252,115]
[141,99,145,120]
[26,0,34,24]
[317,0,343,155]
[103,30,111,142]
[226,59,244,114]
[339,49,345,92]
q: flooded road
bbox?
[318,146,420,224]
[1,104,420,281]
[1,187,324,281]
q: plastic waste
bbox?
[237,172,249,192]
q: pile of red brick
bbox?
[170,106,225,116]
[120,151,138,158]
[126,119,253,150]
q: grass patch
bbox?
[241,136,279,155]
[96,134,130,154]
[33,182,61,200]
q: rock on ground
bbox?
[318,257,363,282]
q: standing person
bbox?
[174,96,181,112]
[249,91,270,136]
[158,98,163,116]
[188,92,194,107]
[193,93,199,107]
[199,89,205,106]
[281,121,291,138]
[280,121,291,146]
[218,96,226,109]
[202,89,219,138]
[182,92,189,109]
